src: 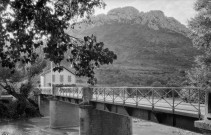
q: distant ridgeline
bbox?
[66,6,200,87]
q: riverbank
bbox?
[0,98,41,120]
[0,117,202,135]
[133,119,201,135]
[0,117,78,135]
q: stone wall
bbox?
[80,106,132,135]
[50,100,79,128]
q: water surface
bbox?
[0,117,201,135]
[0,117,78,135]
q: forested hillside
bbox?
[67,7,200,86]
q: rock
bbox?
[107,6,140,21]
[79,7,189,36]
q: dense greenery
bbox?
[72,13,199,87]
[95,67,187,87]
[0,58,46,118]
[0,0,116,85]
[187,0,211,87]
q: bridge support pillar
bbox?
[79,105,132,135]
[38,95,50,116]
[50,100,79,129]
[195,120,211,135]
[195,90,211,134]
[79,87,132,135]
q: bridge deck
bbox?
[40,87,205,119]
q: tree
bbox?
[0,58,47,117]
[0,0,117,116]
[188,0,211,87]
[151,81,162,87]
[187,55,211,87]
[0,0,116,85]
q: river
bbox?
[0,117,202,135]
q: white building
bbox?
[40,66,76,87]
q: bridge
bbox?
[39,86,209,135]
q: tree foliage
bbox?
[187,55,211,87]
[189,0,211,52]
[0,0,117,85]
[188,0,211,87]
[0,58,47,98]
[0,0,115,118]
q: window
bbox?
[52,75,55,82]
[60,75,64,83]
[68,76,71,82]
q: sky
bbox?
[94,0,197,25]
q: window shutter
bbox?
[60,75,64,82]
[68,76,71,82]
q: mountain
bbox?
[67,7,200,86]
[74,7,189,35]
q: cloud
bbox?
[95,0,197,25]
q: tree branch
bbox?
[69,35,84,45]
[0,82,5,89]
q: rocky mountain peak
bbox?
[145,10,165,17]
[107,6,139,20]
[76,7,189,36]
[136,10,189,34]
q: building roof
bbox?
[40,66,75,76]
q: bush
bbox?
[20,83,33,98]
[0,103,8,118]
[179,89,205,103]
[1,90,8,95]
[126,88,135,98]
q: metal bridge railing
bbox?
[92,87,206,118]
[40,87,52,95]
[40,87,206,119]
[54,87,83,99]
